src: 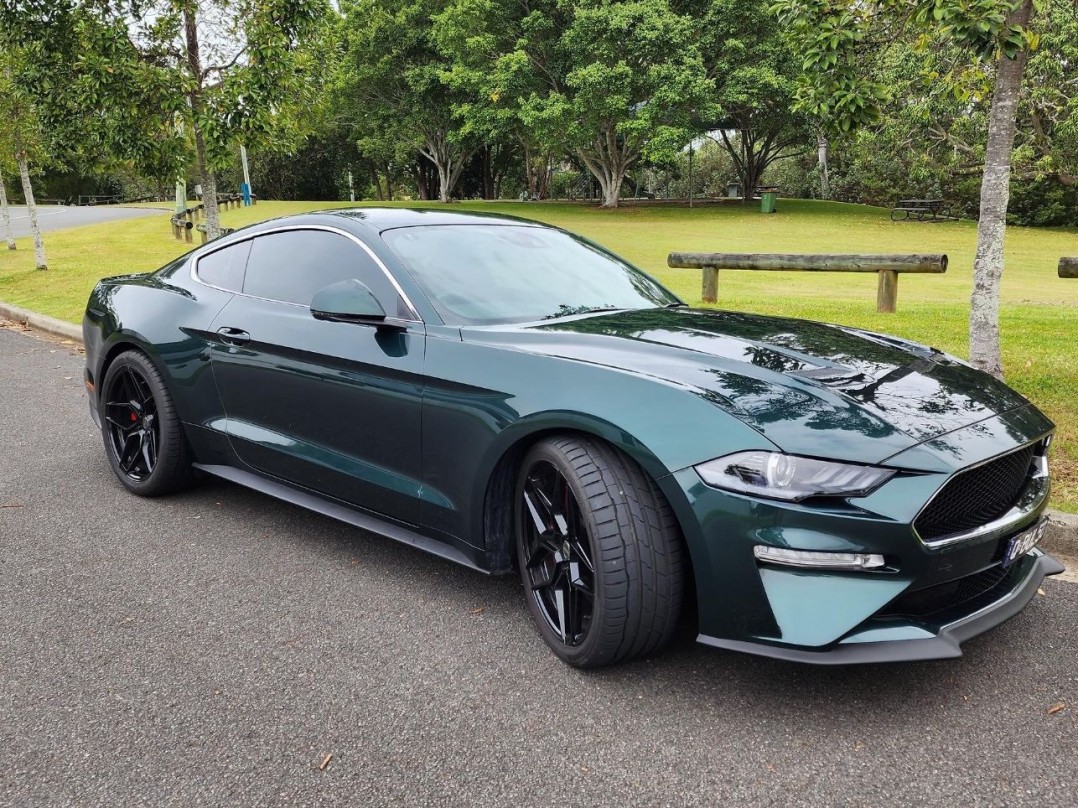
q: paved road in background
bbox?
[5,205,167,239]
[1,325,1075,808]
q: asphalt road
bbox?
[1,325,1075,808]
[4,205,167,239]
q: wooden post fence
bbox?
[1060,258,1077,278]
[667,252,948,313]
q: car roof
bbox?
[239,206,550,235]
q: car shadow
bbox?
[183,474,1063,714]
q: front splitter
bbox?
[697,552,1065,665]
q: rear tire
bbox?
[515,435,684,668]
[100,350,196,497]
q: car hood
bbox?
[463,308,1034,466]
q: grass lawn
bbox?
[2,197,1076,511]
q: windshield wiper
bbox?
[664,302,688,308]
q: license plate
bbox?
[1003,519,1047,569]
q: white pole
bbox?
[348,170,355,202]
[240,145,252,206]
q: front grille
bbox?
[878,564,1021,622]
[914,445,1035,541]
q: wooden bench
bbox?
[667,252,948,313]
[891,199,952,222]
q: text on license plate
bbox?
[1003,519,1047,569]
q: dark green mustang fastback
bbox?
[83,208,1063,667]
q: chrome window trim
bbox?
[914,435,1052,548]
[190,223,422,322]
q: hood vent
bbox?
[787,366,866,384]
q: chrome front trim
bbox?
[916,450,1050,549]
[189,223,423,322]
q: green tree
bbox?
[773,0,1039,378]
[0,48,48,269]
[433,0,563,199]
[4,1,324,239]
[438,0,714,208]
[335,0,478,203]
[681,0,814,200]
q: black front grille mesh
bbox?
[914,446,1035,541]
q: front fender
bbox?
[419,333,778,550]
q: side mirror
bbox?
[310,279,390,326]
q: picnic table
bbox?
[890,198,953,222]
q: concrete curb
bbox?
[1044,510,1078,558]
[0,300,82,342]
[1,296,1077,555]
[0,301,81,342]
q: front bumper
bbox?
[661,409,1062,664]
[697,551,1064,664]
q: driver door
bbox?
[207,226,426,525]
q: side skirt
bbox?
[193,463,488,574]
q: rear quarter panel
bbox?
[84,268,234,430]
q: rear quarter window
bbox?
[195,240,252,292]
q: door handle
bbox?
[216,327,251,346]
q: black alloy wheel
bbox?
[515,435,685,668]
[100,350,195,496]
[105,364,159,481]
[519,459,597,647]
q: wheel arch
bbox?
[477,415,689,575]
[93,334,157,406]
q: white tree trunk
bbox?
[15,149,46,270]
[817,135,830,200]
[194,130,221,238]
[0,170,15,250]
[420,132,473,204]
[436,162,451,203]
[969,0,1033,379]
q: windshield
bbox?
[381,224,680,325]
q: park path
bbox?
[4,204,168,239]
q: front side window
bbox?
[382,224,679,325]
[244,229,405,314]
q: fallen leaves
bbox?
[469,606,486,616]
[1046,702,1066,715]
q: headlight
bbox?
[695,451,894,502]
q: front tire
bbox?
[515,435,684,668]
[100,350,195,496]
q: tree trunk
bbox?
[577,128,639,208]
[368,164,383,200]
[414,159,430,200]
[599,175,620,207]
[969,0,1034,378]
[421,133,473,203]
[537,155,552,200]
[184,6,220,239]
[818,135,830,200]
[0,170,15,250]
[14,144,46,270]
[480,146,494,200]
[523,141,537,197]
